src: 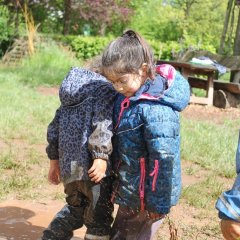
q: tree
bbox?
[77,0,133,36]
[170,0,199,18]
[233,4,240,55]
[63,0,71,35]
[218,0,235,54]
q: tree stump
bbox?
[213,89,240,108]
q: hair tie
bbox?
[122,30,137,39]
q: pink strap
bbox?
[115,97,130,129]
[139,157,146,211]
[149,160,159,192]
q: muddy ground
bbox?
[1,88,240,240]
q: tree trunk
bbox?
[63,0,72,35]
[227,4,235,50]
[233,7,240,55]
[14,0,19,36]
[218,0,234,54]
[98,23,106,36]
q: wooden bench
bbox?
[188,77,240,94]
[178,50,240,83]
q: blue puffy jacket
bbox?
[111,64,190,214]
[216,131,240,222]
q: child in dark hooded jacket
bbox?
[41,59,117,240]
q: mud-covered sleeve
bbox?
[216,174,240,222]
[88,84,116,161]
[216,132,240,221]
[46,108,60,160]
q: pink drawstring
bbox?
[149,160,159,192]
[115,97,130,129]
[139,157,146,211]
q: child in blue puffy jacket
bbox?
[216,131,240,240]
[101,30,190,240]
[41,59,117,240]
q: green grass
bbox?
[181,174,225,209]
[15,42,81,87]
[192,88,206,97]
[0,43,82,200]
[181,118,239,178]
[0,71,59,143]
[0,76,58,199]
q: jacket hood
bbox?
[59,67,110,106]
[130,64,190,112]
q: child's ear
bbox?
[139,63,149,78]
[141,63,148,74]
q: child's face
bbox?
[107,73,145,97]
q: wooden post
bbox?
[206,73,214,106]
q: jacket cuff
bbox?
[46,144,59,160]
[92,152,109,161]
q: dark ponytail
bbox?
[102,29,155,79]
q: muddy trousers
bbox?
[42,177,114,240]
[110,206,164,240]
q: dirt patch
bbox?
[37,87,59,96]
[0,200,85,240]
[182,104,240,124]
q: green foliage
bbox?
[130,0,183,42]
[128,0,226,54]
[0,6,14,41]
[70,36,112,60]
[148,39,182,60]
[16,41,81,86]
[1,0,230,60]
[0,5,15,57]
[183,1,227,50]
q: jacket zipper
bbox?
[139,157,146,211]
[149,160,159,191]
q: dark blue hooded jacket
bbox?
[112,64,190,214]
[46,67,116,184]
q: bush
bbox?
[53,34,217,62]
[0,6,15,57]
[71,36,112,59]
[54,35,113,60]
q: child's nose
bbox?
[114,83,124,92]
